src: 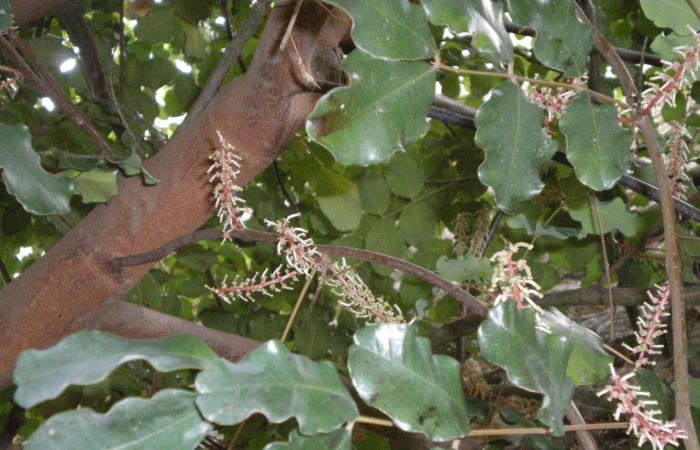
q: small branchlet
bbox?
[267,214,404,323]
[598,284,686,449]
[207,265,300,303]
[208,131,246,241]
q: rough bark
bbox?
[10,0,82,27]
[0,3,349,389]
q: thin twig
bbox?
[0,257,11,286]
[281,271,315,342]
[575,5,699,447]
[591,196,615,338]
[566,402,599,450]
[273,160,299,212]
[279,0,302,50]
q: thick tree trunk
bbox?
[0,3,348,388]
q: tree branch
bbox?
[112,227,490,318]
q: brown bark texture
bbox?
[0,2,349,388]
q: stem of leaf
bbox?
[281,270,316,343]
[590,196,615,338]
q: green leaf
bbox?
[306,51,435,166]
[474,82,556,212]
[325,0,436,60]
[24,389,211,450]
[540,309,613,385]
[560,93,633,191]
[641,0,700,35]
[0,0,11,32]
[0,123,73,215]
[384,154,425,199]
[135,9,184,44]
[365,219,406,275]
[195,341,358,434]
[348,324,471,441]
[356,172,390,215]
[436,255,492,283]
[13,331,217,409]
[316,168,362,231]
[72,168,118,204]
[568,197,641,237]
[507,0,591,76]
[478,302,575,435]
[399,202,436,248]
[263,429,351,450]
[422,0,513,65]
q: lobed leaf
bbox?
[348,324,471,441]
[640,0,700,35]
[195,340,358,435]
[474,82,556,213]
[13,331,217,409]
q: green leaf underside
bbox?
[73,168,119,203]
[0,123,73,215]
[195,340,358,435]
[478,302,575,435]
[540,309,613,385]
[306,51,435,166]
[560,93,633,191]
[263,429,352,450]
[316,168,363,231]
[24,389,211,450]
[640,0,700,35]
[422,0,513,65]
[0,0,11,32]
[507,0,592,76]
[348,324,471,441]
[569,197,641,237]
[13,331,217,409]
[325,0,437,60]
[474,82,556,213]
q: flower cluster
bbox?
[208,131,246,241]
[598,284,686,449]
[664,121,692,198]
[490,242,543,311]
[268,214,404,323]
[208,266,300,303]
[528,78,580,130]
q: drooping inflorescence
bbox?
[598,284,686,449]
[208,131,246,241]
[208,265,300,303]
[490,242,543,311]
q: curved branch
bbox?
[112,228,490,317]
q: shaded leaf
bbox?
[641,0,700,35]
[399,202,436,248]
[384,154,425,199]
[474,82,556,212]
[195,340,358,435]
[560,93,633,191]
[72,168,119,204]
[478,302,574,435]
[348,324,471,441]
[356,172,390,215]
[568,197,641,237]
[317,168,362,231]
[0,123,73,215]
[365,219,406,275]
[540,309,613,385]
[0,0,11,32]
[436,255,492,283]
[507,0,591,76]
[24,389,210,450]
[13,331,217,409]
[263,429,351,450]
[306,51,435,166]
[325,0,436,60]
[422,0,513,65]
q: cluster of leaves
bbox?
[2,0,700,449]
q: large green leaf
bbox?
[13,331,217,409]
[195,340,358,435]
[306,51,435,166]
[0,123,73,215]
[641,0,700,34]
[560,94,633,191]
[0,0,10,32]
[348,324,471,441]
[316,168,362,231]
[540,309,613,386]
[325,0,436,60]
[263,429,351,450]
[422,0,513,65]
[568,197,641,237]
[478,302,575,435]
[24,389,211,450]
[507,0,591,76]
[474,82,556,213]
